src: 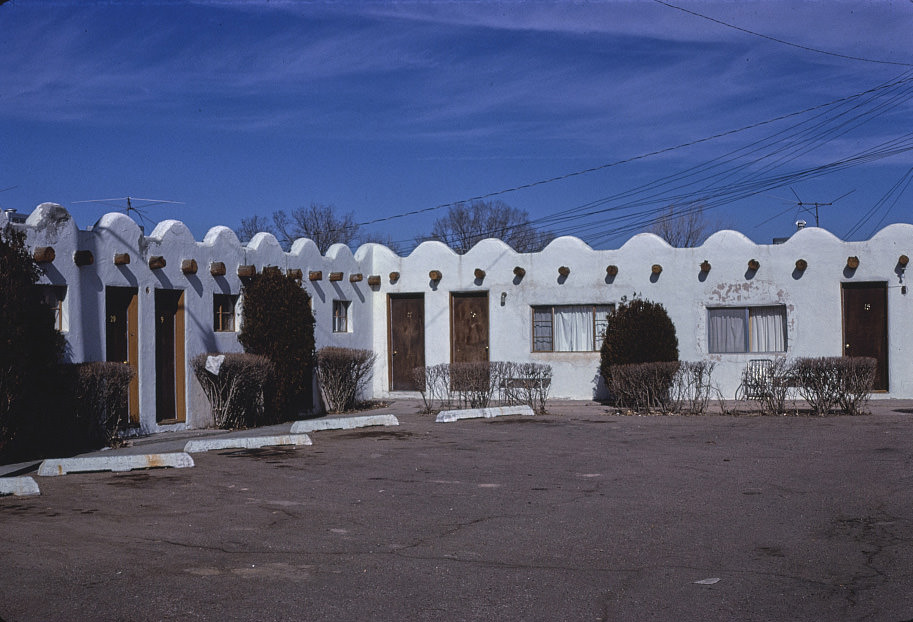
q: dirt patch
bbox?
[485,417,559,425]
[219,447,302,460]
[107,472,185,487]
[332,429,415,441]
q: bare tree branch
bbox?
[236,215,274,244]
[424,200,553,254]
[649,204,710,248]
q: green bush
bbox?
[316,347,376,413]
[0,224,66,462]
[192,353,273,429]
[600,297,679,368]
[238,270,315,420]
[599,297,678,409]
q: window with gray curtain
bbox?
[707,306,786,353]
[532,304,614,352]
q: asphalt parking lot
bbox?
[3,400,913,621]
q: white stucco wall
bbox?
[13,203,912,430]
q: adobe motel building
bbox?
[6,203,911,433]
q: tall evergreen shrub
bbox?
[238,270,315,419]
[599,297,679,410]
[0,224,66,460]
[600,297,679,369]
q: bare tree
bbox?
[649,204,710,248]
[273,203,360,254]
[236,215,274,244]
[237,203,364,253]
[424,200,552,254]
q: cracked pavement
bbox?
[3,402,913,621]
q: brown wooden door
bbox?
[388,294,425,391]
[842,282,888,391]
[451,292,489,364]
[105,287,139,424]
[155,289,186,422]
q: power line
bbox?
[358,73,913,233]
[653,0,913,67]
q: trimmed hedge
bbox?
[600,297,678,370]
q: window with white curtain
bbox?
[532,304,614,352]
[333,300,351,333]
[38,285,68,332]
[707,306,786,353]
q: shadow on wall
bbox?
[592,372,609,401]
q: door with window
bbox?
[106,287,139,424]
[842,282,888,390]
[388,294,425,391]
[155,289,186,422]
[451,292,489,364]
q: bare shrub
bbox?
[192,353,273,429]
[413,363,453,413]
[412,365,430,412]
[71,362,136,447]
[758,357,795,415]
[671,361,716,415]
[414,361,553,414]
[316,347,377,413]
[791,356,878,416]
[791,357,841,416]
[607,361,680,414]
[450,361,497,409]
[835,357,877,415]
[499,362,553,414]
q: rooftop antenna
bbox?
[789,187,855,227]
[71,196,185,231]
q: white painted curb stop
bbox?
[436,405,535,423]
[291,414,399,433]
[184,434,313,453]
[38,453,195,477]
[0,476,40,496]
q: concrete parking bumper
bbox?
[290,413,399,433]
[435,405,535,423]
[0,476,40,496]
[184,433,313,453]
[37,452,195,477]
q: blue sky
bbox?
[1,0,912,251]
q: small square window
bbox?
[333,300,351,333]
[213,294,237,332]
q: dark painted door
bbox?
[842,282,888,391]
[155,289,186,422]
[389,295,425,391]
[105,287,139,423]
[451,292,489,364]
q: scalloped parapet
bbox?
[148,219,196,244]
[202,225,241,248]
